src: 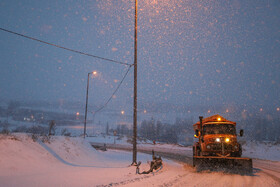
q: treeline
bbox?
[238,117,280,142]
[114,117,195,145]
[113,116,280,145]
[139,118,178,144]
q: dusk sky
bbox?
[0,0,279,123]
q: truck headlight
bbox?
[215,138,221,142]
[225,138,230,142]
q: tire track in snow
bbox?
[260,171,280,184]
[253,159,280,184]
[96,169,164,187]
[158,173,188,187]
[243,174,256,187]
[101,144,280,186]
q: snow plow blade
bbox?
[193,156,252,174]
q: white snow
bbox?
[0,133,181,186]
[1,133,280,186]
[243,141,280,161]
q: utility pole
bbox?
[132,0,138,165]
[84,73,90,138]
[84,71,97,138]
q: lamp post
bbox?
[132,0,138,165]
[84,71,97,138]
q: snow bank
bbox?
[0,133,181,187]
[243,141,280,161]
[1,133,280,186]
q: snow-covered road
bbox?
[98,161,280,187]
[91,142,280,186]
[1,134,279,187]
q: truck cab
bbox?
[193,114,243,157]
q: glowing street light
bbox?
[84,71,97,138]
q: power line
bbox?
[0,27,132,66]
[1,27,134,122]
[94,65,132,114]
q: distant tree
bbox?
[149,117,156,140]
[27,125,48,136]
[48,120,56,136]
[116,125,121,135]
[0,120,10,134]
[61,128,71,136]
[7,100,20,122]
[165,127,178,144]
[106,122,109,135]
[116,124,129,135]
[139,118,160,141]
[139,120,148,138]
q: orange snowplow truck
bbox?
[193,114,252,173]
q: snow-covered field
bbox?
[243,141,280,161]
[1,133,280,186]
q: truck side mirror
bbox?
[240,129,244,137]
[195,129,199,137]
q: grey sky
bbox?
[0,0,279,123]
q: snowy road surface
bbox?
[91,142,280,186]
[0,134,279,187]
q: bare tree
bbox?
[7,101,20,122]
[48,120,56,136]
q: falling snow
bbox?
[0,0,279,136]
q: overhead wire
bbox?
[0,27,134,115]
[94,64,133,114]
[0,27,132,66]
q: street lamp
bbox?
[84,71,97,138]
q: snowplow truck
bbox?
[193,114,252,174]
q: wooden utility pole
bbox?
[132,0,138,165]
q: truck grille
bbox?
[210,143,233,151]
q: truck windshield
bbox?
[203,124,236,135]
